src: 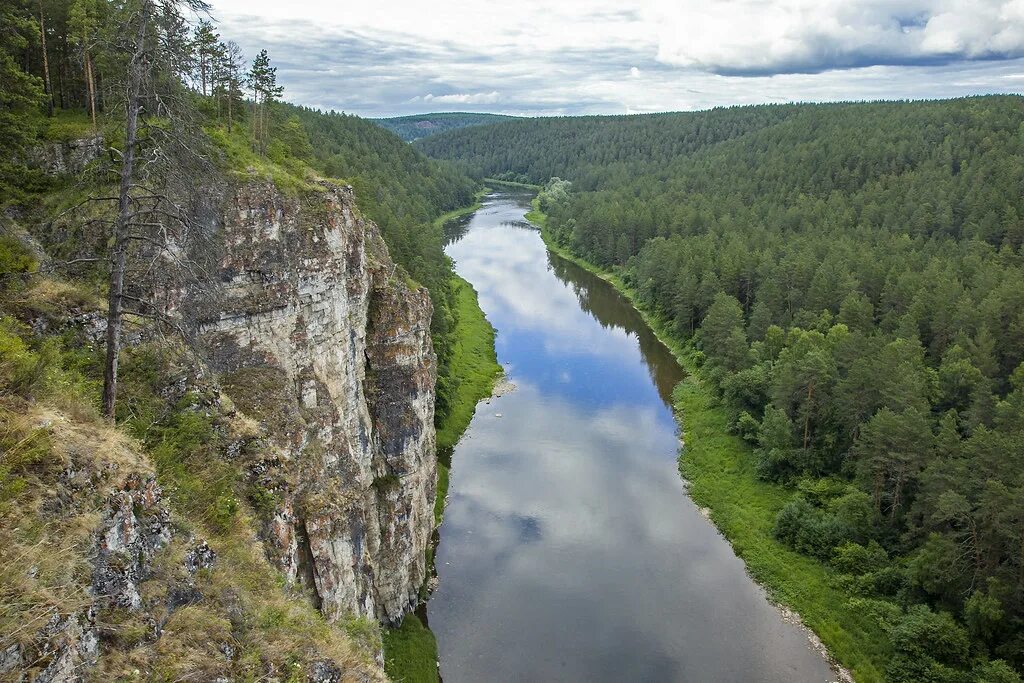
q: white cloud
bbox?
[411,91,502,104]
[206,0,1024,115]
[647,0,1024,75]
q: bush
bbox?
[775,495,857,559]
[0,236,36,285]
[0,317,40,394]
[965,585,1006,644]
[974,660,1023,683]
[890,605,970,668]
[832,541,888,575]
[827,490,873,542]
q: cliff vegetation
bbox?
[0,1,489,680]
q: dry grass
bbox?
[1,392,385,682]
[12,279,104,321]
[0,256,386,681]
[0,403,143,674]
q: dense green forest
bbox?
[423,98,1024,682]
[414,106,801,184]
[374,112,516,141]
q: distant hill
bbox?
[373,112,518,142]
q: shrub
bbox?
[890,605,970,668]
[775,494,857,559]
[0,236,36,286]
[832,541,889,575]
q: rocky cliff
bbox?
[189,179,437,624]
[1,159,437,680]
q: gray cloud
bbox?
[649,0,1024,76]
[212,4,1024,117]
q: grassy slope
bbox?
[382,612,439,683]
[383,199,501,683]
[435,274,501,453]
[527,199,888,682]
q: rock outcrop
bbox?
[28,135,105,175]
[190,179,437,624]
[2,159,429,680]
[0,413,172,683]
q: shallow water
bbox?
[430,191,836,682]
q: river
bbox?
[430,191,837,682]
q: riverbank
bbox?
[483,177,542,190]
[526,198,884,683]
[432,187,490,229]
[383,199,502,683]
[434,275,503,520]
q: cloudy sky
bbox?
[206,0,1024,117]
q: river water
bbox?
[430,191,837,682]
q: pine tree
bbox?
[67,0,101,131]
[193,19,218,96]
[247,48,282,154]
[0,0,45,200]
[216,40,244,132]
[101,0,211,419]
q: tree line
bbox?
[424,98,1024,682]
[2,0,478,426]
[3,0,299,417]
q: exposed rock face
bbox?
[191,179,437,623]
[28,135,105,175]
[93,475,173,611]
[1,454,171,683]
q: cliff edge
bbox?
[191,179,437,624]
[0,150,437,680]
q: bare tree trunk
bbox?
[226,81,232,132]
[251,96,257,150]
[85,52,97,131]
[102,3,148,420]
[38,0,53,116]
[802,382,814,450]
[57,34,66,109]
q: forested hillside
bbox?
[414,105,801,185]
[0,0,479,424]
[424,97,1024,682]
[0,0,479,678]
[374,112,516,141]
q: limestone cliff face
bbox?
[190,179,437,624]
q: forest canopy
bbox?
[373,112,517,142]
[422,97,1024,681]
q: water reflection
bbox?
[431,192,836,682]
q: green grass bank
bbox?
[431,187,490,230]
[383,200,501,683]
[434,274,502,521]
[526,198,887,682]
[382,611,440,683]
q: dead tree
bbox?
[100,0,210,420]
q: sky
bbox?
[205,0,1024,117]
